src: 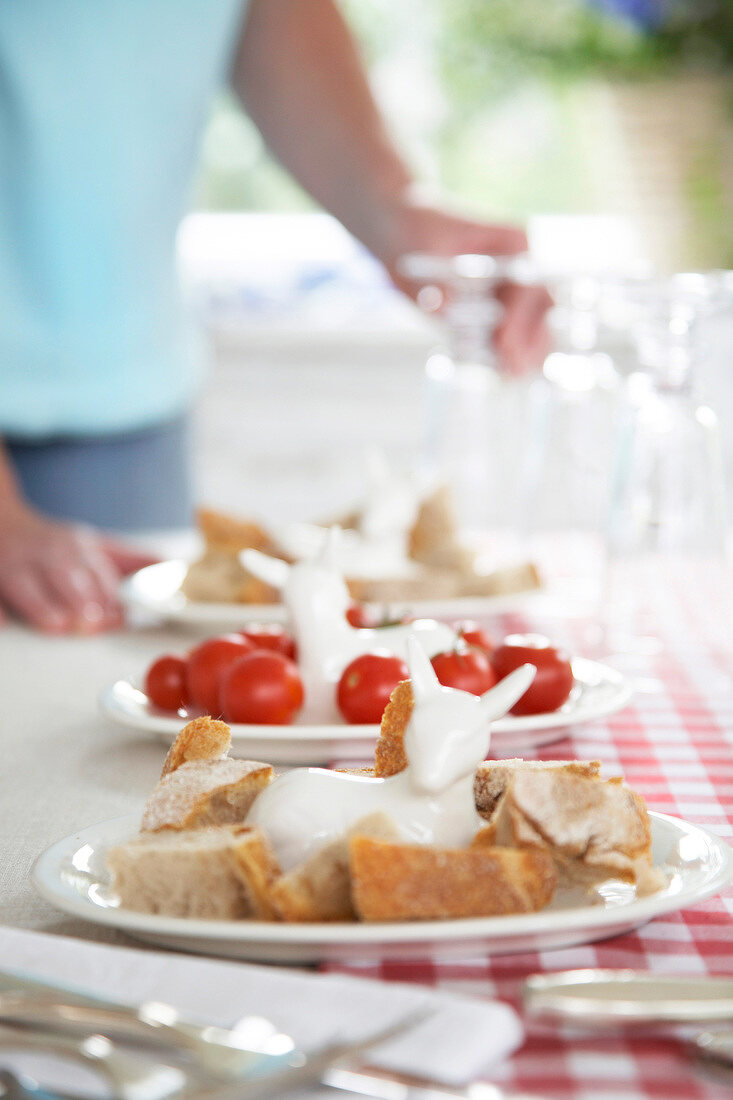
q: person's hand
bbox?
[0,503,157,634]
[381,196,553,374]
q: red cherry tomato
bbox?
[186,634,253,715]
[220,651,304,725]
[346,604,414,629]
[431,647,497,695]
[144,654,189,712]
[489,634,574,715]
[454,620,495,655]
[337,651,409,725]
[239,624,297,661]
[346,603,377,628]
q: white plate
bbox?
[99,658,633,765]
[120,559,540,628]
[33,812,733,964]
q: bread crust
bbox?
[349,835,557,921]
[485,770,655,886]
[473,759,601,821]
[161,717,231,778]
[108,825,266,919]
[374,679,414,777]
[142,758,273,832]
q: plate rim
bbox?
[32,811,733,947]
[99,656,632,742]
[120,558,542,624]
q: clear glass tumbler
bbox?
[602,275,732,670]
[397,252,532,537]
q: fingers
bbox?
[43,530,124,632]
[494,283,554,375]
[99,539,161,577]
[0,517,125,634]
[0,567,74,634]
[460,222,528,257]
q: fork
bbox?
[0,975,296,1081]
[0,1025,188,1100]
[0,1012,431,1100]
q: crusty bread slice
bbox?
[349,835,557,921]
[269,811,400,923]
[483,770,657,888]
[269,837,353,923]
[181,551,277,605]
[107,825,278,919]
[181,509,284,604]
[407,484,470,572]
[196,508,274,554]
[474,759,601,821]
[374,679,414,777]
[161,716,231,778]
[141,758,273,832]
[229,830,283,919]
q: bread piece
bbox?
[347,570,462,604]
[181,509,286,604]
[141,758,273,833]
[474,759,601,821]
[107,825,277,919]
[349,835,557,921]
[458,561,542,598]
[484,770,656,888]
[269,837,353,923]
[160,717,231,778]
[269,811,400,923]
[197,508,273,555]
[230,831,283,919]
[181,551,277,605]
[374,679,414,777]
[407,485,471,572]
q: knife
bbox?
[523,969,733,1025]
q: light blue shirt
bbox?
[0,0,245,438]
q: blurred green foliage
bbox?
[194,0,733,266]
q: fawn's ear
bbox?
[407,635,441,704]
[319,525,343,570]
[240,548,290,590]
[481,664,536,721]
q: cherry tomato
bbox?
[337,651,409,725]
[186,634,253,715]
[346,604,414,629]
[431,646,497,695]
[454,620,495,655]
[220,651,304,725]
[346,603,377,628]
[489,634,574,715]
[144,654,189,712]
[239,624,297,661]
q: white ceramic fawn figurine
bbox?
[247,637,535,870]
[242,529,457,722]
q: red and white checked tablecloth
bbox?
[325,576,733,1100]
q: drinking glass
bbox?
[601,273,732,669]
[397,252,533,536]
[514,273,624,615]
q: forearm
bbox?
[233,0,413,264]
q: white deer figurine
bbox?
[247,637,535,870]
[241,529,457,722]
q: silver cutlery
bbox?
[0,1006,434,1099]
[523,968,733,1085]
[523,969,733,1025]
[0,971,296,1080]
[0,1024,188,1100]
